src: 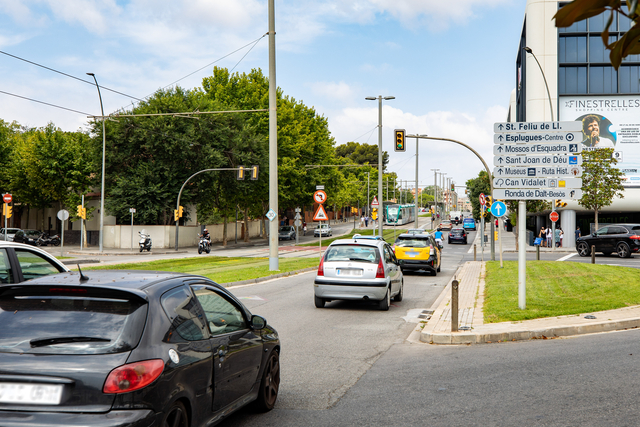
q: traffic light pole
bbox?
[174,167,248,251]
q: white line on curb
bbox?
[556,253,577,262]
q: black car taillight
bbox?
[630,235,640,240]
[103,359,164,394]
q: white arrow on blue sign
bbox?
[491,201,507,218]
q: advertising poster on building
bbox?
[559,95,640,187]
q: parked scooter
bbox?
[198,234,211,254]
[36,233,61,247]
[138,231,152,252]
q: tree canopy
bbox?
[579,148,625,229]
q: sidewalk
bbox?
[420,231,640,344]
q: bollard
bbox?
[451,279,459,332]
[536,245,540,261]
[591,245,595,264]
[473,244,476,261]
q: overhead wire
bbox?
[0,89,91,116]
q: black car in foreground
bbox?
[576,223,640,258]
[0,270,280,427]
[448,227,468,244]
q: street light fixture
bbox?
[87,72,106,253]
[365,95,394,236]
[523,46,554,122]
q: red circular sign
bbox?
[550,211,559,222]
[2,194,11,204]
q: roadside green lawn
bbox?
[84,256,320,285]
[484,260,640,323]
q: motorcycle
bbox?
[138,231,152,252]
[36,233,61,247]
[198,234,211,254]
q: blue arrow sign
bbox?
[491,201,507,218]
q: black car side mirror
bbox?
[251,315,267,330]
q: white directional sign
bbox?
[494,154,582,167]
[494,121,582,133]
[494,132,582,144]
[493,177,582,189]
[494,166,582,178]
[493,142,581,155]
[493,188,583,200]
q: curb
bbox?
[223,267,317,288]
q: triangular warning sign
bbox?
[313,205,328,221]
[371,196,379,206]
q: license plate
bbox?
[0,382,63,405]
[336,269,362,276]
[406,251,419,258]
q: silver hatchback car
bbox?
[314,237,403,310]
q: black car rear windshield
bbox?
[451,229,464,235]
[395,236,431,248]
[0,286,147,355]
[324,244,380,263]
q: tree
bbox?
[579,148,625,230]
[555,1,640,69]
[335,142,389,170]
[465,171,491,221]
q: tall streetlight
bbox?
[366,95,394,236]
[431,168,439,215]
[87,72,106,253]
[523,47,554,122]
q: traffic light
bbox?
[174,206,184,222]
[250,165,259,180]
[2,204,11,219]
[76,205,86,219]
[394,129,406,152]
[451,184,455,191]
[237,165,245,180]
[174,209,179,222]
[371,208,378,220]
[485,196,493,215]
[555,200,567,208]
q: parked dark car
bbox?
[576,223,640,258]
[0,241,70,284]
[12,229,42,246]
[0,270,280,426]
[448,227,468,244]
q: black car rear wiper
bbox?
[30,336,111,347]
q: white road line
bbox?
[556,253,577,262]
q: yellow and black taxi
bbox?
[393,233,442,276]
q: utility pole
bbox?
[268,0,279,270]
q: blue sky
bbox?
[0,0,527,193]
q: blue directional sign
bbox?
[491,201,507,218]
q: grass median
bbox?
[484,260,640,323]
[84,256,320,285]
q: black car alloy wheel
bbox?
[617,242,631,258]
[162,400,188,427]
[254,350,280,411]
[577,241,590,257]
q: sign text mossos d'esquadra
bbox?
[493,132,582,144]
[494,154,582,167]
[493,188,583,200]
[493,142,581,156]
[494,121,583,133]
[493,165,582,178]
[493,177,582,189]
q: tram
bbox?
[384,204,416,225]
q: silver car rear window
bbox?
[324,245,380,263]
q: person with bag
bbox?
[539,226,546,247]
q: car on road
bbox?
[0,241,69,284]
[448,227,468,244]
[576,223,640,258]
[314,237,403,310]
[406,228,424,234]
[278,225,296,241]
[0,228,20,242]
[463,218,476,230]
[314,224,333,237]
[12,229,42,246]
[439,220,453,231]
[393,232,441,276]
[0,270,280,426]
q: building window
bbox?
[558,3,639,95]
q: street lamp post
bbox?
[87,72,106,253]
[366,95,394,237]
[523,47,554,122]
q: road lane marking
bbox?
[556,253,577,262]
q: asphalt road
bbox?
[218,233,474,426]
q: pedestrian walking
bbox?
[539,226,546,247]
[575,226,581,241]
[364,215,369,227]
[360,215,365,228]
[559,228,564,247]
[554,227,561,248]
[303,221,307,236]
[546,227,553,248]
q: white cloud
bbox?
[309,81,356,103]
